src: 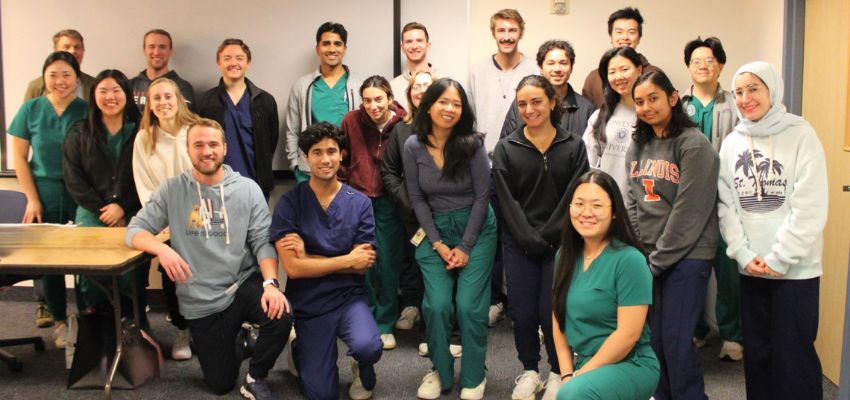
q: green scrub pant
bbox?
[35,178,83,321]
[694,238,743,343]
[416,206,497,390]
[366,196,406,333]
[558,346,660,400]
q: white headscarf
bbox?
[731,61,808,137]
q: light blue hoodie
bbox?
[717,62,827,279]
[126,165,277,319]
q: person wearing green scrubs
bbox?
[403,78,497,400]
[552,170,659,400]
[63,69,145,324]
[8,51,88,349]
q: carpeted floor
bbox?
[0,294,839,399]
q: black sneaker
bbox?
[240,379,274,400]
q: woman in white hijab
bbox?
[717,61,827,400]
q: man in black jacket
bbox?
[195,38,279,197]
[130,29,196,112]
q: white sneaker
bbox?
[417,370,442,399]
[380,333,397,350]
[488,303,505,327]
[693,336,707,348]
[450,344,462,358]
[395,306,420,330]
[287,328,299,377]
[53,322,68,349]
[540,372,561,400]
[171,329,192,360]
[418,342,428,356]
[349,361,373,399]
[460,378,486,400]
[512,370,542,400]
[719,340,744,361]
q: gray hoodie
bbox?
[126,165,276,320]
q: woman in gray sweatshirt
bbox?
[626,71,719,400]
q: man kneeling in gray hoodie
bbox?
[126,118,292,400]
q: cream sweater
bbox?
[132,125,193,206]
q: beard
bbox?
[193,158,224,176]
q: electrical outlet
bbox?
[552,0,569,15]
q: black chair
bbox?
[0,190,46,372]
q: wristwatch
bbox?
[262,278,280,289]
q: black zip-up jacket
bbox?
[381,122,418,236]
[493,126,589,258]
[195,77,279,194]
[62,119,141,223]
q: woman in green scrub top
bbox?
[63,70,144,323]
[551,170,659,400]
[8,51,88,348]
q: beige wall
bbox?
[802,0,850,384]
[468,0,784,95]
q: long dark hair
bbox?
[552,170,644,327]
[591,47,643,151]
[631,71,696,146]
[42,51,80,79]
[412,78,481,181]
[516,74,564,127]
[80,69,141,150]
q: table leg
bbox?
[104,275,123,400]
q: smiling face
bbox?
[188,125,226,176]
[148,81,178,122]
[94,78,127,119]
[362,86,392,125]
[43,60,78,101]
[316,32,346,69]
[609,18,640,49]
[687,46,723,86]
[216,44,250,82]
[540,49,572,89]
[492,18,522,56]
[633,80,677,135]
[570,182,613,243]
[305,137,341,182]
[401,29,429,64]
[607,55,642,98]
[734,72,771,122]
[516,85,554,130]
[55,36,85,65]
[409,73,433,109]
[144,33,172,72]
[428,85,462,132]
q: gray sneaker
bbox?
[240,378,274,400]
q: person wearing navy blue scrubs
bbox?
[271,122,383,400]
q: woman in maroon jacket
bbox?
[340,75,408,349]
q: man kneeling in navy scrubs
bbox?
[271,122,383,400]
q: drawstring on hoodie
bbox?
[748,135,774,201]
[195,181,231,245]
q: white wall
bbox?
[399,0,470,87]
[468,0,785,95]
[2,0,394,171]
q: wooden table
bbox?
[0,225,159,399]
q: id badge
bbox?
[410,227,427,247]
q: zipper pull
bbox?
[543,154,548,172]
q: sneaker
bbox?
[349,361,373,399]
[164,312,172,323]
[53,322,68,349]
[380,333,397,350]
[395,306,420,330]
[287,328,299,377]
[460,378,486,400]
[511,370,542,400]
[36,304,54,328]
[240,378,274,400]
[417,370,442,399]
[719,340,744,361]
[236,324,257,360]
[65,314,78,370]
[540,372,561,400]
[417,342,462,358]
[693,336,707,348]
[488,303,505,327]
[171,329,192,360]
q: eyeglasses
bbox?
[411,83,431,92]
[569,202,612,216]
[734,83,766,98]
[689,57,718,68]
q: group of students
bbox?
[6,5,828,400]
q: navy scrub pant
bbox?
[501,232,559,373]
[292,294,383,400]
[186,274,292,395]
[740,275,821,400]
[651,258,711,400]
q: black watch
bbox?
[262,278,280,289]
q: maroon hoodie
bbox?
[339,101,407,197]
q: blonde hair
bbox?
[139,77,199,154]
[490,9,525,34]
[403,70,438,123]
